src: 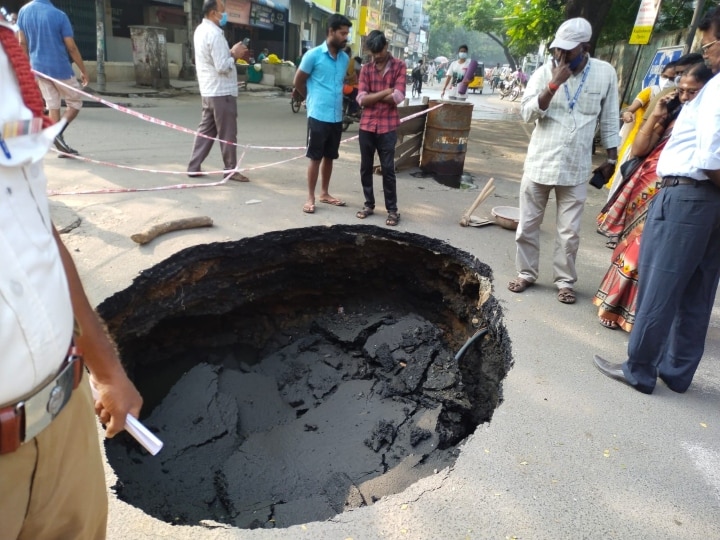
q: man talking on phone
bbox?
[508,17,619,305]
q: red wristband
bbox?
[548,82,560,92]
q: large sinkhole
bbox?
[97,225,513,529]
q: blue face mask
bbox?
[458,52,468,60]
[219,12,228,26]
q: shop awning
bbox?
[253,0,288,11]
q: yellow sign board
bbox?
[629,0,663,45]
[630,26,654,45]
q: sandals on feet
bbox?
[557,288,576,304]
[302,203,315,214]
[599,317,619,330]
[507,277,533,293]
[386,212,400,226]
[319,197,346,206]
[356,207,374,219]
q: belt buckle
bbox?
[17,356,79,443]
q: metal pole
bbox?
[95,0,106,91]
[684,0,706,54]
[620,45,643,108]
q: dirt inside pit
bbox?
[97,225,513,529]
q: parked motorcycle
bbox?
[341,94,361,132]
[499,78,523,102]
[290,88,305,113]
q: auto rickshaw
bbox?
[467,62,485,93]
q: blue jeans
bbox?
[623,182,720,392]
[359,130,398,213]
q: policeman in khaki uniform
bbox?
[0,22,142,540]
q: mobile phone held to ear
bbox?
[243,38,250,46]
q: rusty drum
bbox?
[420,100,474,179]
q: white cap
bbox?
[549,18,592,50]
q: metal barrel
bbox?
[420,100,474,179]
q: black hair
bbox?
[354,56,362,64]
[418,59,423,64]
[662,61,677,71]
[699,6,720,38]
[366,30,387,53]
[684,62,714,85]
[327,14,352,33]
[458,44,468,52]
[676,52,704,66]
[202,0,220,17]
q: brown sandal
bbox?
[557,288,576,304]
[356,207,374,219]
[386,212,400,226]
[507,277,533,293]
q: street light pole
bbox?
[95,0,106,91]
[684,0,706,54]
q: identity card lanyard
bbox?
[563,63,590,112]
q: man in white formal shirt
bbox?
[0,23,142,538]
[594,7,720,394]
[508,17,619,305]
[187,0,249,182]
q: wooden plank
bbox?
[397,117,425,137]
[395,135,422,156]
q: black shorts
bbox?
[306,117,342,161]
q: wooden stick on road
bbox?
[459,178,495,227]
[131,216,213,245]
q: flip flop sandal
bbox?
[356,207,374,219]
[599,317,619,330]
[557,288,576,304]
[507,277,533,293]
[319,197,346,206]
[302,203,315,214]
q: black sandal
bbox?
[356,207,374,219]
[386,212,400,226]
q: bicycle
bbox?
[411,77,421,99]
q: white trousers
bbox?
[514,179,587,289]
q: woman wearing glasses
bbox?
[593,63,714,331]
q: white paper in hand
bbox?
[90,382,163,456]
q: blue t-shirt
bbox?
[298,42,349,123]
[18,0,75,79]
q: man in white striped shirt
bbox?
[187,0,249,182]
[508,18,619,305]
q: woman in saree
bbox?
[594,63,713,331]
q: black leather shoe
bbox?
[54,135,78,155]
[593,355,654,394]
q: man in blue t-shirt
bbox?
[18,0,89,156]
[293,14,351,214]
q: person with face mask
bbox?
[593,6,720,394]
[594,63,714,331]
[187,0,249,182]
[605,61,677,194]
[441,45,470,100]
[507,17,619,305]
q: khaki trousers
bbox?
[0,374,107,540]
[187,95,238,173]
[514,178,587,289]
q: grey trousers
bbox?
[188,95,238,173]
[514,179,587,289]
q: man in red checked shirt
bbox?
[355,30,406,227]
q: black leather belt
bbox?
[0,345,84,455]
[660,175,707,188]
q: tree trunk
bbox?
[564,0,615,54]
[484,32,518,70]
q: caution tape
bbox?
[37,70,444,196]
